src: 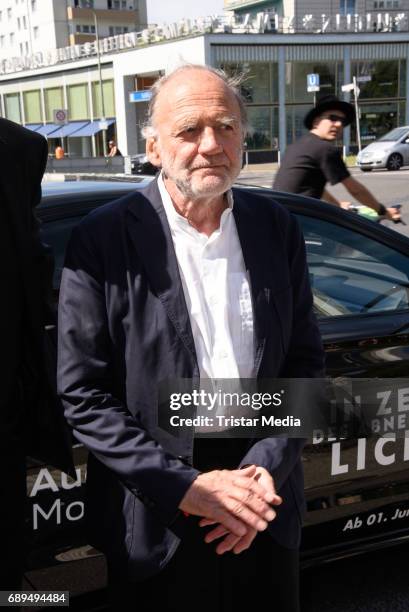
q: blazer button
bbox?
[177,455,192,464]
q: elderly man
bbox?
[274,95,400,221]
[58,65,324,612]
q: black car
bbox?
[130,153,158,175]
[25,179,409,600]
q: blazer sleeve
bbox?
[239,211,325,490]
[57,221,199,526]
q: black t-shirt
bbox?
[273,132,350,199]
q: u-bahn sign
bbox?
[307,73,320,92]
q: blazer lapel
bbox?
[126,179,198,367]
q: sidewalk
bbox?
[241,162,278,174]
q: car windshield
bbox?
[378,127,409,142]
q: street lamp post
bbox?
[91,9,108,156]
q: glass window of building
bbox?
[23,90,42,123]
[339,0,356,14]
[241,63,275,104]
[31,0,36,9]
[5,93,21,124]
[399,59,406,99]
[45,87,64,122]
[350,102,400,145]
[220,62,278,104]
[68,84,90,120]
[353,61,399,99]
[219,62,279,153]
[286,104,310,144]
[286,62,341,104]
[33,26,39,38]
[7,8,12,19]
[9,32,14,44]
[245,106,278,152]
[92,80,115,119]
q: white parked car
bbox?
[357,126,409,171]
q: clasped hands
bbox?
[179,465,282,555]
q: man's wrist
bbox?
[377,204,387,216]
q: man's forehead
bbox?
[156,71,235,110]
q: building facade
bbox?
[0,0,143,62]
[0,11,408,160]
[225,0,409,31]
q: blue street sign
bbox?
[129,90,153,103]
[307,73,320,88]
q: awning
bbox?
[36,123,62,136]
[25,123,42,132]
[69,118,115,138]
[52,120,90,138]
[34,119,115,138]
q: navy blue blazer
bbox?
[57,179,324,581]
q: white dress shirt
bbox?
[158,173,254,382]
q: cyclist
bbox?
[273,95,400,222]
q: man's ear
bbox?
[146,137,162,167]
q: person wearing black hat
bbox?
[274,95,400,221]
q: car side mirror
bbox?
[404,138,409,144]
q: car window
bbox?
[296,215,409,319]
[40,216,84,289]
[379,127,409,142]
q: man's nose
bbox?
[198,127,223,154]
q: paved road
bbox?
[238,167,409,238]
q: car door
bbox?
[400,131,409,166]
[291,203,409,563]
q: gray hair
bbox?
[141,64,249,139]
